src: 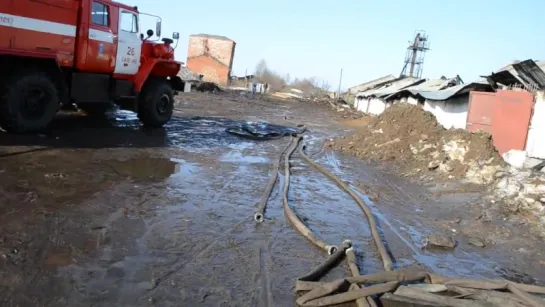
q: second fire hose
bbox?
[282,136,338,255]
[298,140,393,272]
[254,138,293,223]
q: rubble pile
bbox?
[271,90,361,119]
[195,81,223,93]
[492,164,545,219]
[326,104,504,184]
[177,66,201,82]
[301,95,361,119]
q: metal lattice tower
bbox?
[400,30,430,79]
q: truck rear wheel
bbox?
[137,79,174,128]
[0,73,59,133]
[78,103,112,116]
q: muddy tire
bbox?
[78,103,112,116]
[0,72,59,133]
[137,79,174,128]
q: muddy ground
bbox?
[1,91,545,306]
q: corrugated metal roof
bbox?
[512,60,545,90]
[484,70,520,88]
[411,78,454,91]
[409,79,443,90]
[383,77,461,100]
[496,60,545,75]
[416,81,491,101]
[348,74,397,94]
[480,59,545,91]
[356,77,423,98]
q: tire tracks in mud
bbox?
[146,170,245,293]
[146,164,278,304]
[256,244,274,307]
[147,217,248,293]
[253,166,292,307]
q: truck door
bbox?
[0,0,13,49]
[87,1,116,73]
[114,9,141,75]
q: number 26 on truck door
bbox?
[127,47,135,56]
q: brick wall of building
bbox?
[186,35,236,86]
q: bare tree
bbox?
[254,59,267,79]
[291,77,319,93]
[283,73,292,85]
[253,59,288,92]
[252,60,333,95]
[320,79,331,92]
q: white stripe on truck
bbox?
[0,13,115,43]
[0,13,76,37]
[89,28,114,43]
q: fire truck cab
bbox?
[0,0,184,133]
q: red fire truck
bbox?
[0,0,184,133]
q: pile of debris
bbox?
[326,104,504,184]
[270,89,361,119]
[177,66,202,82]
[311,97,362,120]
[491,155,545,219]
[195,81,223,93]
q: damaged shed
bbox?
[417,81,493,129]
[348,74,397,95]
[378,76,492,129]
[354,77,423,115]
[177,66,203,92]
[483,59,545,92]
[384,76,463,105]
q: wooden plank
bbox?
[394,286,493,307]
[380,293,448,307]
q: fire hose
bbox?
[282,135,338,255]
[254,125,307,222]
[254,137,293,223]
[298,240,353,282]
[298,140,393,272]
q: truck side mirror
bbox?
[173,32,179,40]
[156,19,162,37]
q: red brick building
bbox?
[186,34,236,87]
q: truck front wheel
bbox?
[137,79,174,128]
[0,73,59,133]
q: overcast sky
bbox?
[124,0,545,89]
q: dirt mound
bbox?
[326,104,504,184]
[196,82,223,93]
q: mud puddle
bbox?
[104,157,199,180]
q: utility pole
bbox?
[337,68,343,101]
[245,68,248,87]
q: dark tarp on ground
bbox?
[226,122,306,140]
